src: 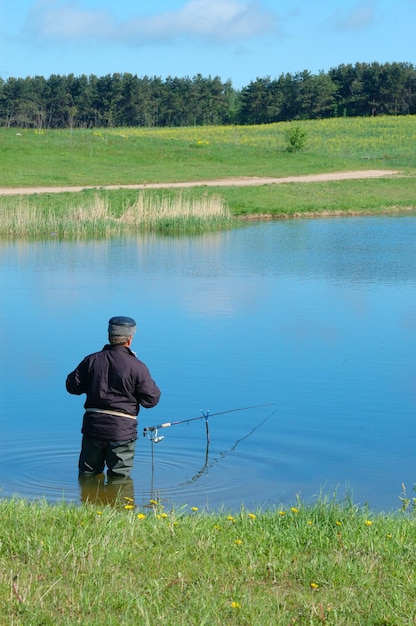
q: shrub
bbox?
[285,125,307,152]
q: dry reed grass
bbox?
[0,192,232,238]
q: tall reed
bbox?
[0,192,233,239]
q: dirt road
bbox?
[0,169,400,196]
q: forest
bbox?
[1,61,415,129]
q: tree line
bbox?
[1,62,415,129]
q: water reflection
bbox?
[78,474,135,507]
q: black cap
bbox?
[108,316,136,336]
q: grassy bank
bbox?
[1,117,416,236]
[1,177,415,238]
[1,495,416,625]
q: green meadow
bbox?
[0,116,415,236]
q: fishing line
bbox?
[183,406,278,485]
[143,403,277,492]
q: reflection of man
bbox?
[66,316,161,478]
[79,474,135,507]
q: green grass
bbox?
[1,495,416,625]
[0,116,415,237]
[218,176,416,217]
[2,117,416,187]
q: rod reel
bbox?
[146,427,164,444]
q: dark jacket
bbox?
[66,344,161,441]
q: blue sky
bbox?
[1,0,415,88]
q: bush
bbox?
[285,125,307,152]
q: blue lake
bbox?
[1,215,416,512]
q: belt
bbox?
[85,408,137,420]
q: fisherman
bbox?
[66,316,161,477]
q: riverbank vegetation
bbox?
[0,192,232,238]
[1,494,416,625]
[0,115,415,237]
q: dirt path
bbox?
[0,169,400,196]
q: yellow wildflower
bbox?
[230,601,240,609]
[248,513,256,520]
[291,507,299,514]
[310,582,319,589]
[234,539,243,545]
[365,520,373,526]
[137,513,146,520]
[191,507,198,512]
[124,504,134,510]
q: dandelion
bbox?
[227,515,235,522]
[214,524,221,530]
[230,601,241,609]
[248,513,256,520]
[234,539,243,545]
[137,513,146,520]
[191,507,198,512]
[336,521,342,526]
[310,582,319,589]
[96,511,102,515]
[124,496,134,502]
[291,507,299,514]
[279,511,286,516]
[161,512,168,519]
[365,520,373,526]
[124,505,134,510]
[149,499,158,505]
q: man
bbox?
[66,316,161,477]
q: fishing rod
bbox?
[143,403,276,444]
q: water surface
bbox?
[1,215,416,512]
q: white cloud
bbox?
[331,0,377,32]
[26,0,277,44]
[27,0,113,39]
